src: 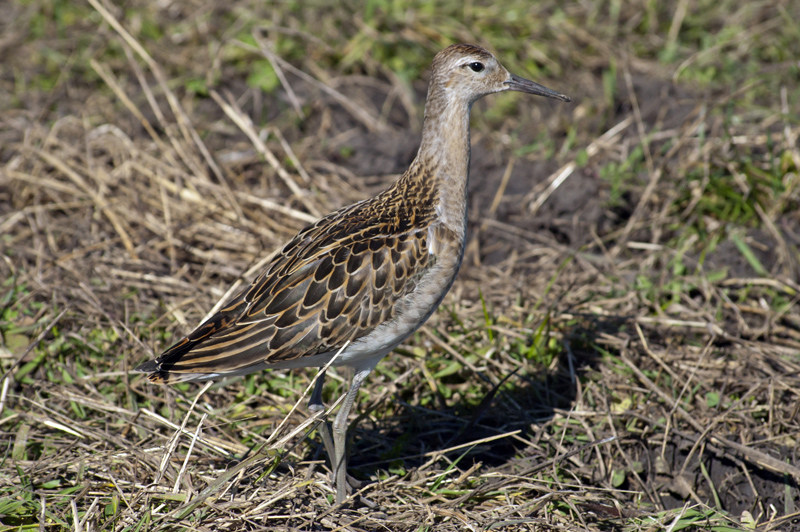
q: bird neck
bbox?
[411,90,473,234]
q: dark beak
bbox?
[504,74,571,102]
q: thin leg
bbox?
[332,368,372,504]
[308,370,336,462]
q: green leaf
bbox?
[246,60,279,93]
[706,391,720,408]
[185,78,209,96]
[432,360,462,379]
[730,232,767,276]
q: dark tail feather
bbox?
[134,292,249,384]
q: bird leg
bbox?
[332,368,372,504]
[308,370,336,464]
[308,368,366,503]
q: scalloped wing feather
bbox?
[137,197,436,384]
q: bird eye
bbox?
[467,62,485,72]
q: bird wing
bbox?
[137,197,436,383]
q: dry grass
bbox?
[2,0,800,530]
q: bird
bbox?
[135,43,570,504]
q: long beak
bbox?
[504,74,571,102]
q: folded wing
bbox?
[137,200,433,383]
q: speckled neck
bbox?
[413,82,473,235]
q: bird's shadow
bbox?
[339,313,630,483]
[214,313,628,496]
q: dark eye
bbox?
[467,62,484,72]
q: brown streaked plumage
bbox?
[135,43,570,504]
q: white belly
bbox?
[334,240,463,373]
